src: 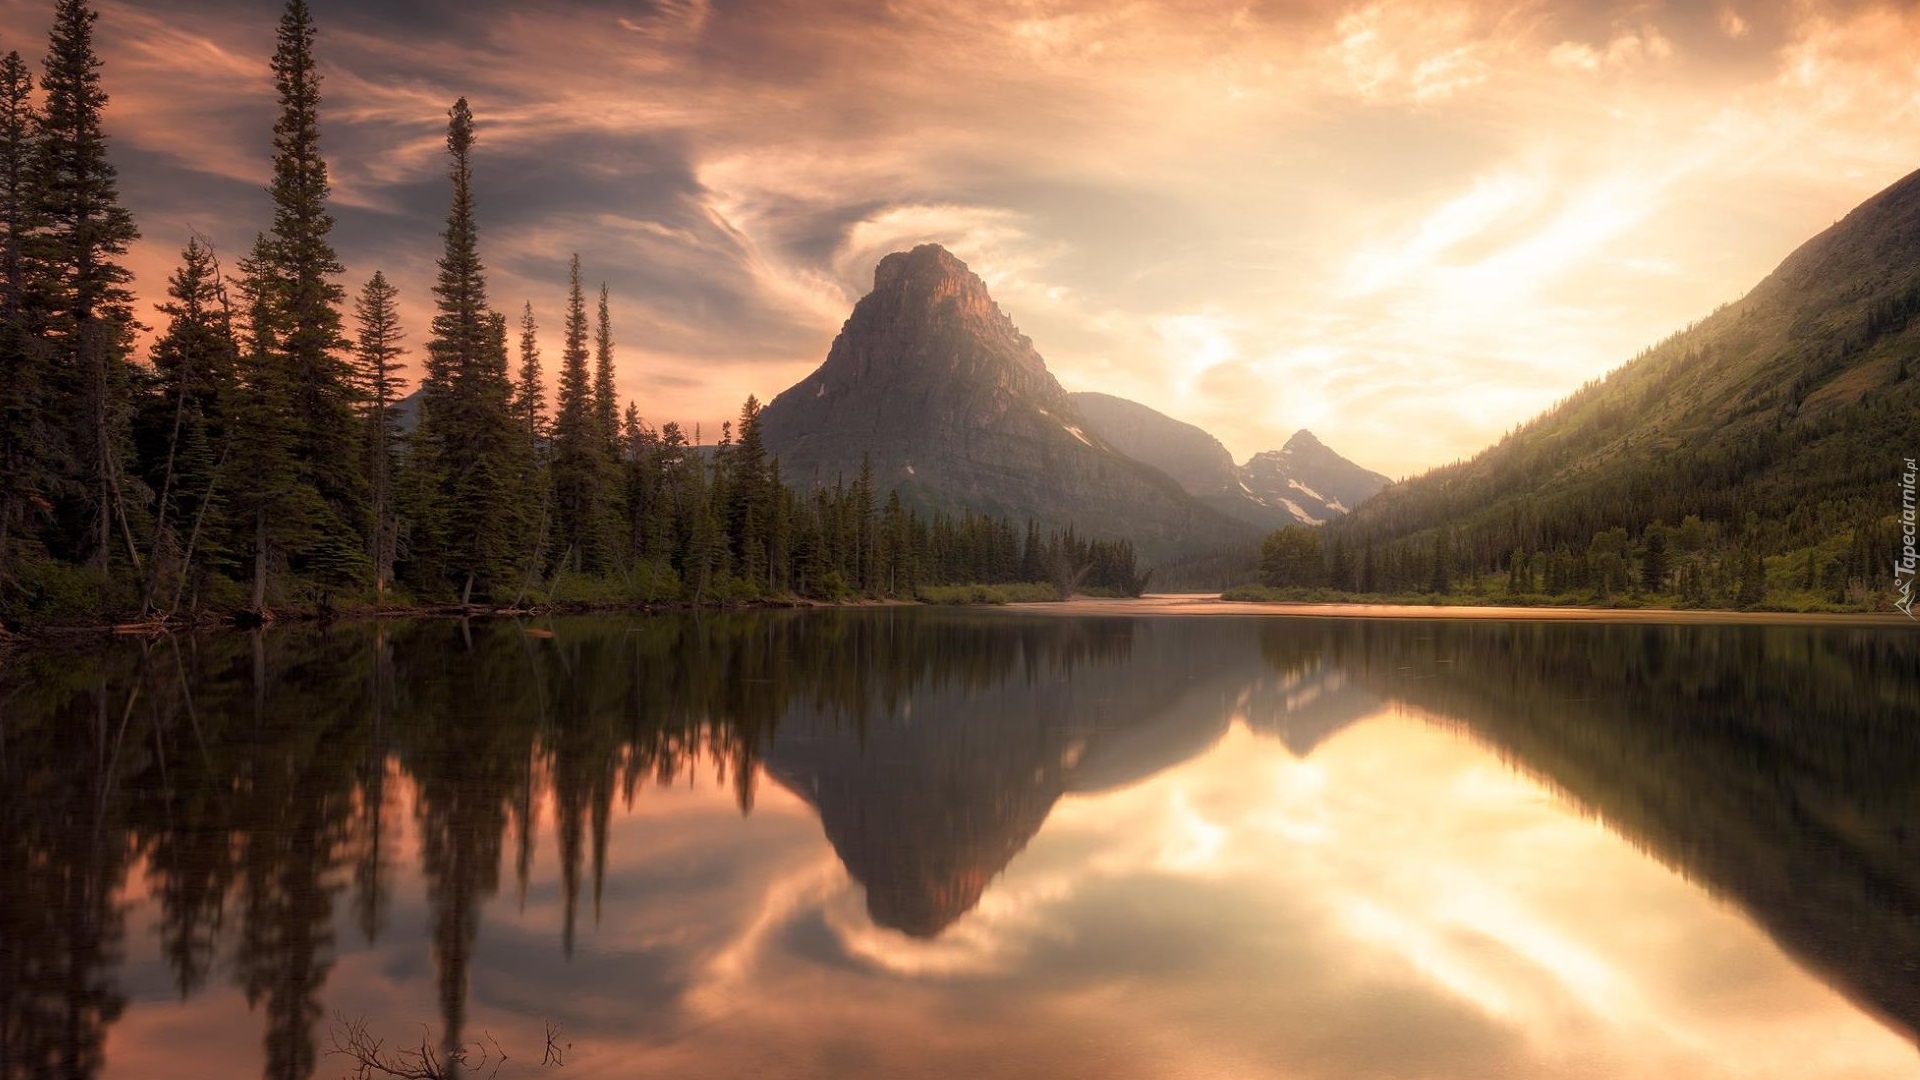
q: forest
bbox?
[0,0,1146,630]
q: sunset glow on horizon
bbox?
[5,0,1919,477]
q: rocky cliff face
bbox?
[759,245,1252,561]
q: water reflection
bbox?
[0,610,1914,1078]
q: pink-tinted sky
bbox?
[4,0,1919,476]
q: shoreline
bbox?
[0,594,927,650]
[5,592,1913,655]
[1007,594,1919,627]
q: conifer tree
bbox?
[34,0,141,569]
[351,271,405,594]
[0,50,41,582]
[1428,526,1452,594]
[727,395,769,588]
[230,240,297,612]
[592,283,618,449]
[415,98,521,601]
[549,254,602,573]
[235,0,364,607]
[513,302,543,444]
[139,235,239,611]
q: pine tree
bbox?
[1640,528,1669,593]
[513,302,543,444]
[230,240,297,612]
[0,50,41,583]
[139,235,239,612]
[235,0,364,608]
[415,98,521,601]
[34,0,142,570]
[351,271,405,594]
[1428,526,1452,594]
[592,283,618,449]
[852,454,876,591]
[549,255,603,573]
[727,395,769,588]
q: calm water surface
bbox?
[2,609,1918,1079]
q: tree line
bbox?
[1254,328,1917,609]
[0,0,1144,629]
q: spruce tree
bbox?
[1640,528,1669,593]
[236,0,365,607]
[138,235,239,613]
[550,255,595,572]
[513,302,543,444]
[0,50,41,583]
[727,395,769,589]
[351,271,405,594]
[415,98,521,601]
[272,0,359,549]
[230,240,296,612]
[592,283,618,449]
[34,0,141,570]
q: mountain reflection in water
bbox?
[0,610,1915,1079]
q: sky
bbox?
[4,0,1920,478]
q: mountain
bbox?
[1067,392,1239,497]
[1240,430,1393,523]
[1069,392,1390,528]
[1331,166,1920,592]
[760,613,1375,938]
[759,245,1255,561]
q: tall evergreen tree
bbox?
[513,302,543,444]
[34,0,141,569]
[592,283,618,449]
[140,237,238,599]
[0,50,41,583]
[549,255,606,573]
[726,395,769,588]
[414,98,521,601]
[235,0,364,607]
[351,271,404,594]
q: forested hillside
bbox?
[1305,168,1920,608]
[0,1,1143,629]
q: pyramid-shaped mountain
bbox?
[1239,429,1392,525]
[760,245,1255,559]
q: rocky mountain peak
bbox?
[759,246,1254,560]
[1282,429,1324,452]
[873,242,975,294]
[864,244,1014,340]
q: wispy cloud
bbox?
[0,0,1915,474]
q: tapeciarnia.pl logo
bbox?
[1898,456,1916,619]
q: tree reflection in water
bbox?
[0,610,1914,1078]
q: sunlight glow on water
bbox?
[1,610,1913,1079]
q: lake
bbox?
[2,607,1917,1079]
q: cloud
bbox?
[0,0,1916,474]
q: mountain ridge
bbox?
[1068,392,1390,528]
